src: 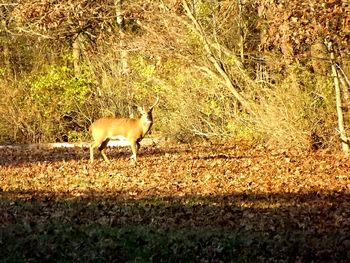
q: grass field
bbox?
[1,142,349,262]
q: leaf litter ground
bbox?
[0,142,349,262]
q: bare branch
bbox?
[181,0,255,115]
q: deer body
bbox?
[89,98,158,163]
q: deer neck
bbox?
[141,118,153,137]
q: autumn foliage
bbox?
[1,142,350,261]
[0,1,350,260]
[0,0,349,147]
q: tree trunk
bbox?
[115,0,129,75]
[338,63,350,132]
[325,38,349,154]
[3,43,10,69]
[72,35,81,75]
[238,0,245,63]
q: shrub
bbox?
[253,63,335,150]
[0,65,92,143]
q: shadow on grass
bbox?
[1,190,349,262]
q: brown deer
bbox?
[89,97,159,163]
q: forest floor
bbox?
[0,141,349,262]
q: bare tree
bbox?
[325,38,349,154]
[115,0,129,75]
[181,0,255,115]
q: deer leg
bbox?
[130,140,141,163]
[99,139,110,163]
[89,141,100,163]
[136,140,141,152]
[130,141,138,162]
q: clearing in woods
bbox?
[0,142,349,262]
